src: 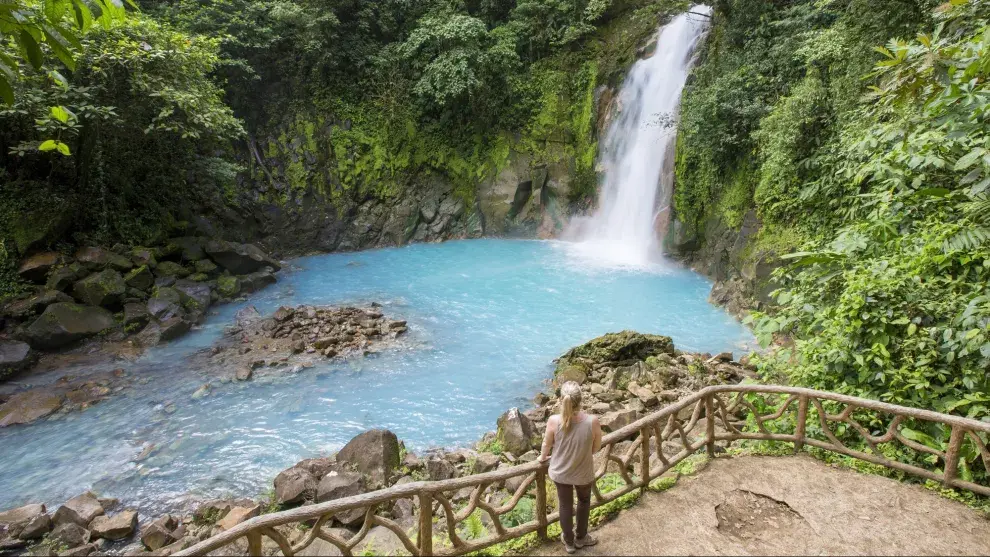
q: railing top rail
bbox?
[175,383,990,556]
[702,384,990,433]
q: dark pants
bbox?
[555,481,591,544]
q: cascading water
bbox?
[567,6,712,267]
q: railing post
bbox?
[640,427,651,491]
[535,469,549,540]
[418,492,433,556]
[246,531,262,557]
[705,395,716,457]
[794,395,809,454]
[943,425,965,488]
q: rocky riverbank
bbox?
[0,238,283,386]
[0,331,756,556]
[0,302,410,428]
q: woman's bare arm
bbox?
[539,416,557,462]
[591,415,602,454]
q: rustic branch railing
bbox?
[176,385,990,557]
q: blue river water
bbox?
[0,239,753,515]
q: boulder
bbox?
[216,275,240,298]
[472,452,501,474]
[18,513,51,540]
[294,457,338,480]
[72,270,126,307]
[122,303,150,328]
[140,518,175,550]
[555,365,587,386]
[335,429,400,488]
[216,505,260,531]
[46,263,86,292]
[205,240,281,275]
[0,504,46,538]
[235,366,253,381]
[556,331,674,370]
[123,266,154,291]
[352,525,409,556]
[154,261,190,278]
[234,306,261,326]
[0,390,64,427]
[3,289,74,319]
[52,492,104,528]
[50,522,89,548]
[239,270,276,293]
[129,247,157,268]
[147,288,185,321]
[134,321,161,348]
[193,259,218,275]
[107,254,134,272]
[74,247,113,270]
[26,303,114,349]
[274,467,317,505]
[158,317,191,342]
[89,510,137,540]
[600,409,638,433]
[627,382,658,407]
[173,279,212,312]
[167,237,207,262]
[496,408,537,456]
[0,341,36,381]
[425,458,456,481]
[18,252,62,283]
[316,471,365,525]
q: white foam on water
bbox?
[565,6,713,268]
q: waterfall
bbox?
[566,6,712,267]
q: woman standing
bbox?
[538,381,602,554]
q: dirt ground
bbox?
[533,454,990,556]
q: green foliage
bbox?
[477,436,504,455]
[752,2,990,431]
[0,0,134,104]
[1,15,242,249]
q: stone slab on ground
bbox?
[532,455,990,556]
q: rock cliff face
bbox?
[203,124,583,258]
[665,209,780,318]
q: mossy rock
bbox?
[556,331,674,374]
[193,259,218,275]
[155,261,191,278]
[72,270,126,307]
[124,265,154,291]
[555,365,588,386]
[216,275,240,298]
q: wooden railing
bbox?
[176,385,990,557]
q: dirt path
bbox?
[533,455,990,556]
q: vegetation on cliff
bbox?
[0,0,689,299]
[674,0,990,434]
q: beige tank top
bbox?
[549,413,595,486]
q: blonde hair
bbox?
[559,381,583,432]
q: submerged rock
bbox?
[0,341,36,381]
[0,390,64,427]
